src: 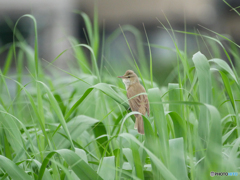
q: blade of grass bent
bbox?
[38,149,103,180]
[37,81,74,149]
[68,37,91,74]
[192,52,211,145]
[47,44,101,82]
[13,14,39,77]
[210,63,240,137]
[13,15,47,150]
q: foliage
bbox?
[0,9,239,180]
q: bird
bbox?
[118,70,150,134]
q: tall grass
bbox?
[0,8,239,180]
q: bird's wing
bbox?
[127,87,142,112]
[127,92,140,111]
[127,86,149,116]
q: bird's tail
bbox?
[135,116,144,134]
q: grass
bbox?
[0,7,240,180]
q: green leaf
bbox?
[192,51,212,151]
[123,148,134,172]
[38,81,74,149]
[2,45,13,76]
[168,83,182,117]
[54,93,66,115]
[65,83,128,121]
[169,138,188,180]
[192,52,212,105]
[219,71,236,110]
[168,83,186,139]
[130,140,144,179]
[68,37,90,74]
[148,88,169,167]
[13,14,39,77]
[0,155,32,180]
[166,111,187,142]
[98,156,115,180]
[38,149,103,180]
[120,133,177,180]
[209,58,238,84]
[53,115,98,149]
[143,116,161,180]
[0,105,26,162]
[93,122,111,157]
[204,104,222,178]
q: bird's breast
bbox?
[122,78,131,89]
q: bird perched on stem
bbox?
[118,70,150,134]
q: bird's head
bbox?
[118,70,139,88]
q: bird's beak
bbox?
[118,76,125,78]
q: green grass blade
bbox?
[38,149,103,180]
[74,11,93,45]
[37,81,74,149]
[143,116,161,180]
[209,58,238,84]
[0,155,32,180]
[143,24,153,88]
[68,36,91,74]
[130,140,144,179]
[53,115,98,148]
[192,52,211,145]
[148,88,169,167]
[73,10,100,76]
[16,49,24,94]
[211,64,240,139]
[166,111,186,140]
[219,71,236,110]
[169,138,188,180]
[168,83,182,117]
[204,104,222,179]
[0,70,11,108]
[93,122,111,157]
[0,105,26,162]
[65,83,128,120]
[93,5,100,59]
[120,133,177,180]
[98,156,115,180]
[2,45,13,76]
[168,83,186,139]
[13,14,39,77]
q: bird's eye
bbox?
[127,76,130,78]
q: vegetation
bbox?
[0,6,239,180]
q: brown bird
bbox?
[118,70,150,134]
